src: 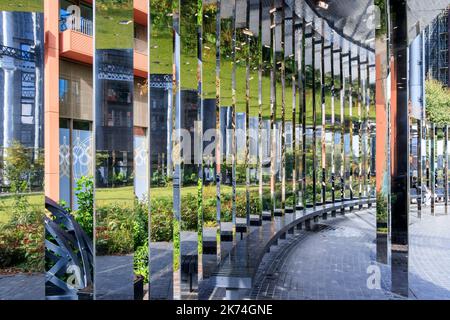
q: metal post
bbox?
[357,53,363,208]
[280,4,286,215]
[340,51,345,213]
[330,32,336,207]
[320,24,326,206]
[446,125,449,214]
[390,0,409,297]
[301,19,307,212]
[348,49,354,207]
[312,23,317,208]
[417,119,422,218]
[431,123,436,216]
[269,0,276,217]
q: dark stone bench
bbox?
[249,214,262,226]
[181,255,198,293]
[210,197,375,299]
[235,221,247,240]
[262,211,272,221]
[221,230,233,242]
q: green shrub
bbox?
[134,240,148,283]
[150,198,173,242]
[181,193,198,231]
[0,223,44,272]
[73,176,94,238]
[133,199,148,250]
[96,203,134,255]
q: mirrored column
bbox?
[260,0,272,221]
[199,0,219,297]
[390,0,409,296]
[284,4,295,215]
[177,0,201,299]
[148,0,175,300]
[93,0,135,300]
[375,0,390,264]
[234,0,249,231]
[247,0,261,226]
[304,21,314,209]
[1,1,45,300]
[217,0,236,255]
[272,2,285,216]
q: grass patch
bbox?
[0,193,44,225]
[95,0,133,49]
[0,0,43,12]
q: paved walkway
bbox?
[1,206,449,300]
[245,206,450,300]
[409,206,450,299]
[0,273,44,300]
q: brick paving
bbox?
[245,206,450,300]
[0,273,44,300]
[95,255,134,300]
[1,206,449,300]
[409,205,450,299]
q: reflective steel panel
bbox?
[93,0,134,300]
[0,1,44,300]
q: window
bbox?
[21,73,35,98]
[59,78,69,103]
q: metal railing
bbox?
[60,16,93,36]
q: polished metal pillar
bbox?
[431,123,436,216]
[93,0,134,300]
[320,22,327,206]
[348,49,354,206]
[445,125,449,214]
[375,0,390,264]
[356,53,363,208]
[199,0,220,287]
[339,50,346,212]
[311,23,317,208]
[279,3,286,215]
[330,32,336,207]
[0,2,45,300]
[417,119,423,217]
[148,0,175,300]
[389,0,409,297]
[289,4,298,214]
[218,0,236,254]
[300,19,307,211]
[269,0,276,216]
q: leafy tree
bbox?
[425,79,450,125]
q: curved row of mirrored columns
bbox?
[96,0,379,300]
[3,0,450,302]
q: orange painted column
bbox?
[375,51,387,195]
[44,0,60,201]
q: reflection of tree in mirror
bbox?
[0,141,44,273]
[425,79,450,125]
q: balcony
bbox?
[59,16,148,76]
[134,0,148,25]
[59,17,93,64]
